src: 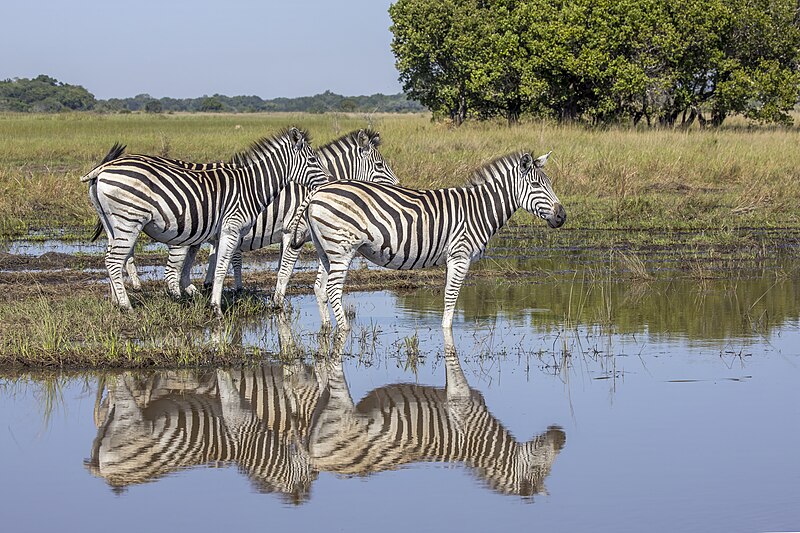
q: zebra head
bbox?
[284,127,333,189]
[514,425,566,497]
[318,129,399,185]
[516,152,566,228]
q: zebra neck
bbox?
[463,177,520,241]
[244,151,291,212]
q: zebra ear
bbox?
[357,129,373,155]
[520,153,534,173]
[534,151,552,168]
[289,127,306,151]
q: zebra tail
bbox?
[89,218,104,242]
[285,193,317,250]
[80,142,126,183]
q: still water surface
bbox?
[2,269,800,532]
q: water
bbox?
[2,284,800,532]
[2,229,800,532]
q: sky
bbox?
[2,0,403,100]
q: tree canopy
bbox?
[0,78,425,114]
[389,0,800,126]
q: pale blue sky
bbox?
[2,0,402,99]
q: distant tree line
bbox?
[0,77,425,114]
[389,0,800,126]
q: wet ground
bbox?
[1,227,800,531]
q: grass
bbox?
[2,111,800,368]
[1,111,800,240]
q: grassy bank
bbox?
[1,111,799,241]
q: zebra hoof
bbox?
[213,305,224,318]
[184,284,199,297]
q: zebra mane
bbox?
[229,127,311,166]
[466,152,524,187]
[323,128,381,149]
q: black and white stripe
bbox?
[81,127,330,315]
[86,366,320,502]
[290,151,566,329]
[201,129,399,304]
[308,334,566,496]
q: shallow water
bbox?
[3,271,800,532]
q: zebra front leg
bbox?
[210,225,242,317]
[443,328,471,402]
[442,254,472,329]
[165,245,192,298]
[179,244,200,296]
[273,233,303,308]
[124,257,142,291]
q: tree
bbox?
[389,0,800,126]
[199,96,224,112]
[144,99,162,113]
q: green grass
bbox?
[1,111,799,241]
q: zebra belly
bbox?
[356,242,447,270]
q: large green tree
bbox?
[389,0,800,126]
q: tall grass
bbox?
[1,111,800,238]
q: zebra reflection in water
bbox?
[86,330,565,500]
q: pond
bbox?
[2,259,799,532]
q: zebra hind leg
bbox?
[203,240,218,290]
[313,262,331,330]
[105,223,143,311]
[274,229,304,308]
[165,245,192,298]
[124,256,142,291]
[179,244,201,296]
[231,249,243,292]
[324,248,358,332]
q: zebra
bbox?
[200,128,398,304]
[108,129,398,307]
[86,366,321,502]
[308,330,566,497]
[85,333,565,499]
[287,151,566,330]
[81,127,331,315]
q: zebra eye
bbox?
[308,156,318,165]
[375,161,384,169]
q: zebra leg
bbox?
[314,263,332,330]
[179,244,200,296]
[210,225,242,317]
[325,249,358,332]
[231,249,243,292]
[124,257,142,291]
[443,328,471,402]
[442,255,472,329]
[203,240,218,290]
[105,225,143,312]
[165,245,191,298]
[273,233,303,308]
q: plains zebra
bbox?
[308,330,566,497]
[288,151,566,330]
[81,127,330,315]
[86,365,321,502]
[200,129,398,303]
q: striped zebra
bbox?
[309,330,566,497]
[81,127,331,315]
[86,365,321,502]
[199,129,398,304]
[288,151,566,330]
